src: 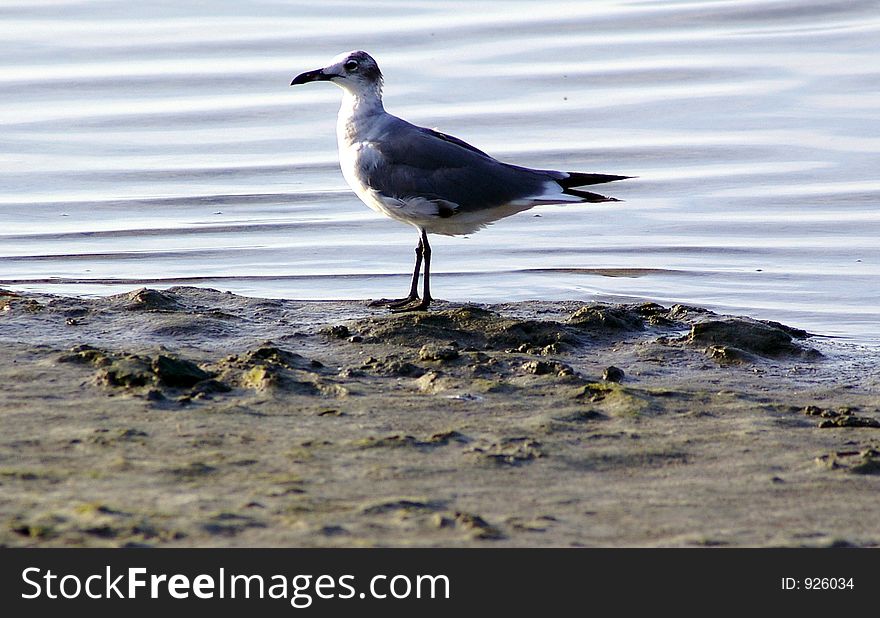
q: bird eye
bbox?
[344,60,359,72]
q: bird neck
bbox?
[339,88,385,125]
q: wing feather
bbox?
[362,119,548,212]
[359,116,629,214]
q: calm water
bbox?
[1,0,879,343]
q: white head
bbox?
[290,50,383,100]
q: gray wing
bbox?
[363,118,554,212]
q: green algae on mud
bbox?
[0,287,878,548]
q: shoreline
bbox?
[1,286,878,547]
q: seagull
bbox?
[291,50,630,312]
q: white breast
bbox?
[337,138,396,216]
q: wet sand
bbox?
[1,286,878,547]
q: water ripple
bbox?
[1,0,878,341]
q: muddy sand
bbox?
[1,286,878,547]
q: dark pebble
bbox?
[602,366,625,382]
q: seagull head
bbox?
[290,50,383,98]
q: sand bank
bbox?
[1,287,878,547]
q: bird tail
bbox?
[557,172,632,202]
[560,187,620,203]
[559,172,633,188]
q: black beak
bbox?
[290,69,330,86]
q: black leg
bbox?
[384,237,425,308]
[421,228,432,303]
[392,229,432,312]
[408,237,424,299]
[368,235,423,308]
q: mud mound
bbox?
[58,344,221,393]
[213,344,342,396]
[684,318,821,361]
[350,306,579,351]
[348,302,693,354]
[567,302,689,332]
[567,303,646,332]
[112,288,186,312]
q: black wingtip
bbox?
[559,172,633,188]
[561,187,622,202]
